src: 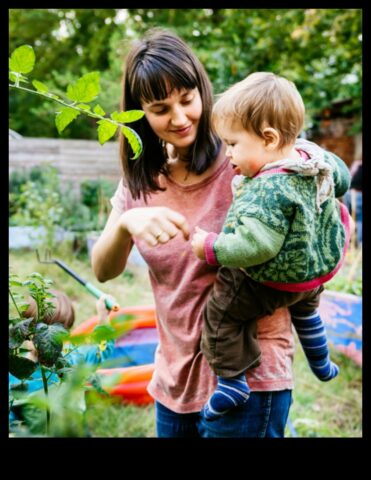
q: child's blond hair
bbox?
[212,72,305,149]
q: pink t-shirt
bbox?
[110,152,295,413]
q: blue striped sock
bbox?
[202,373,250,421]
[291,309,339,382]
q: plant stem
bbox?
[40,365,51,435]
[9,288,23,318]
[9,83,124,128]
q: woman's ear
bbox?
[262,127,280,150]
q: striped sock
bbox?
[202,373,250,421]
[291,309,339,382]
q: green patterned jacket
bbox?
[204,146,351,291]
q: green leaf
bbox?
[97,119,117,145]
[9,318,35,349]
[66,71,100,103]
[91,324,117,343]
[121,126,143,159]
[33,323,69,367]
[9,326,25,350]
[93,104,106,116]
[32,79,49,93]
[111,110,145,123]
[28,272,46,280]
[9,72,28,84]
[9,354,38,379]
[55,107,81,133]
[9,45,35,74]
[77,103,91,111]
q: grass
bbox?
[287,245,362,438]
[287,343,362,437]
[9,245,362,437]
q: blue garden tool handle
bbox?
[54,259,119,311]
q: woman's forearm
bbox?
[91,210,133,282]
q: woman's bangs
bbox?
[132,59,197,104]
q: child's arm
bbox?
[192,216,287,268]
[325,151,351,198]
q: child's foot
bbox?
[310,358,340,381]
[202,373,250,421]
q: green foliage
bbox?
[8,270,126,437]
[78,178,116,231]
[326,247,362,296]
[8,272,68,383]
[9,167,44,218]
[10,166,117,235]
[10,165,64,250]
[9,9,362,139]
[9,43,145,154]
[123,8,363,131]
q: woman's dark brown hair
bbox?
[23,289,75,329]
[120,28,221,201]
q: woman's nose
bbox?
[170,106,188,127]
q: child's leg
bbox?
[201,268,264,421]
[290,307,339,381]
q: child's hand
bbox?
[191,226,209,260]
[96,294,117,324]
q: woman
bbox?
[91,28,294,438]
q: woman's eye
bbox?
[152,108,167,115]
[182,97,193,105]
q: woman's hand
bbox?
[120,207,190,247]
[191,226,209,260]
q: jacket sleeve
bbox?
[325,152,351,198]
[66,339,115,365]
[206,215,286,268]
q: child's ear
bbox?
[262,127,280,149]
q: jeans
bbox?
[155,390,292,438]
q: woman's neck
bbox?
[166,143,226,186]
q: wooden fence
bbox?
[9,137,122,190]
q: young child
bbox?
[191,72,351,421]
[9,289,116,426]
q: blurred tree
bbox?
[125,8,362,132]
[9,8,362,138]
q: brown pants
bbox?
[201,266,323,378]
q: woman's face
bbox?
[141,87,202,152]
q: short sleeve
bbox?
[110,179,129,214]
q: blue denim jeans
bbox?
[155,390,292,438]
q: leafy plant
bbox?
[10,165,64,250]
[79,179,116,231]
[9,270,136,436]
[9,44,145,158]
[9,272,69,433]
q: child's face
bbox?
[218,121,270,178]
